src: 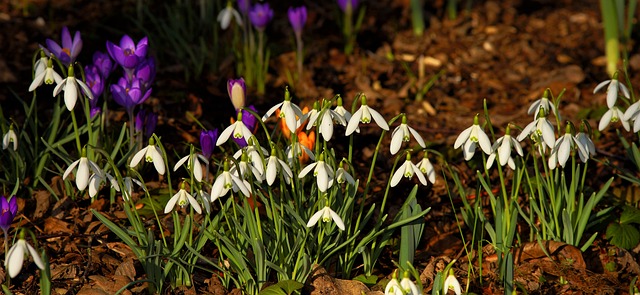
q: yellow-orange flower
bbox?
[297,130,315,163]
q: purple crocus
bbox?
[200,129,219,159]
[111,77,152,113]
[45,26,82,66]
[233,105,258,147]
[92,51,115,79]
[288,6,307,35]
[135,109,158,139]
[90,107,102,118]
[337,0,358,12]
[237,0,251,15]
[227,78,246,111]
[106,35,149,70]
[249,3,273,30]
[134,57,156,89]
[85,65,105,98]
[0,196,17,234]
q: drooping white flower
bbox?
[52,66,94,111]
[131,139,166,175]
[63,154,103,191]
[307,103,347,142]
[575,131,596,162]
[599,106,629,131]
[416,152,436,185]
[121,177,143,201]
[33,53,48,78]
[345,95,389,136]
[390,115,426,155]
[217,111,255,146]
[335,167,356,186]
[623,101,640,132]
[217,2,243,30]
[384,272,403,295]
[28,57,62,92]
[262,88,304,134]
[5,238,45,278]
[548,124,588,170]
[88,171,119,198]
[266,149,293,185]
[517,108,556,149]
[593,72,630,108]
[334,96,358,133]
[486,129,523,170]
[164,185,202,214]
[285,141,315,164]
[306,205,345,230]
[230,151,265,183]
[390,153,427,187]
[233,144,268,178]
[527,89,557,118]
[211,160,251,201]
[443,270,462,295]
[298,154,334,192]
[173,153,207,182]
[2,127,18,151]
[399,273,421,295]
[453,114,492,161]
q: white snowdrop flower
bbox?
[217,111,255,146]
[230,151,265,183]
[599,106,629,131]
[399,273,421,295]
[233,142,268,178]
[2,127,18,151]
[131,139,166,175]
[390,153,427,187]
[211,160,251,201]
[623,101,640,132]
[174,153,207,182]
[266,148,293,185]
[345,95,389,136]
[53,66,94,111]
[527,89,557,118]
[453,114,492,161]
[217,1,242,30]
[575,132,596,162]
[486,128,523,170]
[334,96,358,132]
[548,124,588,170]
[28,57,62,92]
[121,177,143,201]
[298,154,334,192]
[416,152,436,185]
[390,114,426,155]
[164,183,202,214]
[307,103,347,142]
[262,88,304,134]
[5,238,45,278]
[443,270,462,295]
[306,205,345,231]
[517,108,556,149]
[384,272,403,295]
[33,53,48,78]
[88,171,119,198]
[63,152,103,191]
[197,189,211,214]
[593,72,630,108]
[285,142,315,164]
[335,167,356,186]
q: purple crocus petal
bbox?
[122,54,140,69]
[200,129,218,159]
[249,3,274,30]
[237,0,250,15]
[288,6,307,34]
[120,35,136,50]
[45,39,70,65]
[0,196,17,233]
[110,84,133,110]
[135,57,156,87]
[70,30,83,62]
[8,197,17,215]
[93,51,114,78]
[145,112,158,138]
[61,27,72,49]
[233,136,248,147]
[84,65,104,98]
[135,109,147,132]
[135,37,148,58]
[106,41,124,67]
[242,105,258,133]
[337,0,358,12]
[90,107,101,118]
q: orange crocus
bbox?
[296,130,315,163]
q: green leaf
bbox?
[606,222,640,249]
[258,280,304,295]
[352,274,378,286]
[620,206,640,225]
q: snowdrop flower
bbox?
[28,57,62,92]
[53,66,94,111]
[262,88,305,134]
[3,126,17,151]
[391,152,427,187]
[306,204,345,231]
[486,126,523,170]
[443,269,462,295]
[218,1,243,29]
[400,272,421,295]
[384,272,403,295]
[121,177,143,201]
[334,96,358,132]
[345,94,389,136]
[527,89,557,118]
[217,111,255,146]
[575,122,596,162]
[307,103,346,142]
[233,142,268,177]
[390,114,426,155]
[33,51,48,78]
[130,138,166,175]
[165,182,202,214]
[230,151,264,183]
[517,107,556,149]
[599,106,629,131]
[211,159,251,201]
[298,153,334,192]
[593,72,630,108]
[266,148,293,185]
[63,150,102,191]
[174,152,207,182]
[416,151,436,185]
[88,171,119,198]
[454,114,492,161]
[335,160,356,186]
[548,123,588,169]
[5,237,45,278]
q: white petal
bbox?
[306,209,324,228]
[320,112,334,141]
[28,71,46,92]
[486,153,496,169]
[151,147,166,175]
[193,159,203,182]
[262,102,283,121]
[412,163,428,185]
[63,159,80,180]
[64,79,78,111]
[593,80,611,94]
[558,137,571,167]
[53,79,66,97]
[476,128,492,155]
[462,140,476,161]
[25,242,45,270]
[216,124,235,146]
[390,162,407,187]
[599,109,613,131]
[517,121,535,142]
[454,126,472,149]
[77,79,94,100]
[76,158,90,191]
[7,241,25,278]
[328,209,345,230]
[173,155,189,172]
[369,108,389,130]
[606,81,618,108]
[298,162,317,178]
[390,129,403,155]
[345,108,364,135]
[267,157,278,185]
[130,147,148,168]
[231,173,251,196]
[211,175,227,200]
[164,192,180,213]
[408,126,426,148]
[186,193,202,214]
[619,82,631,99]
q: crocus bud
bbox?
[288,6,307,35]
[200,129,219,159]
[227,78,246,111]
[0,196,17,234]
[249,3,273,30]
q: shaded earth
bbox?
[1,0,640,294]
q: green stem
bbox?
[70,110,82,156]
